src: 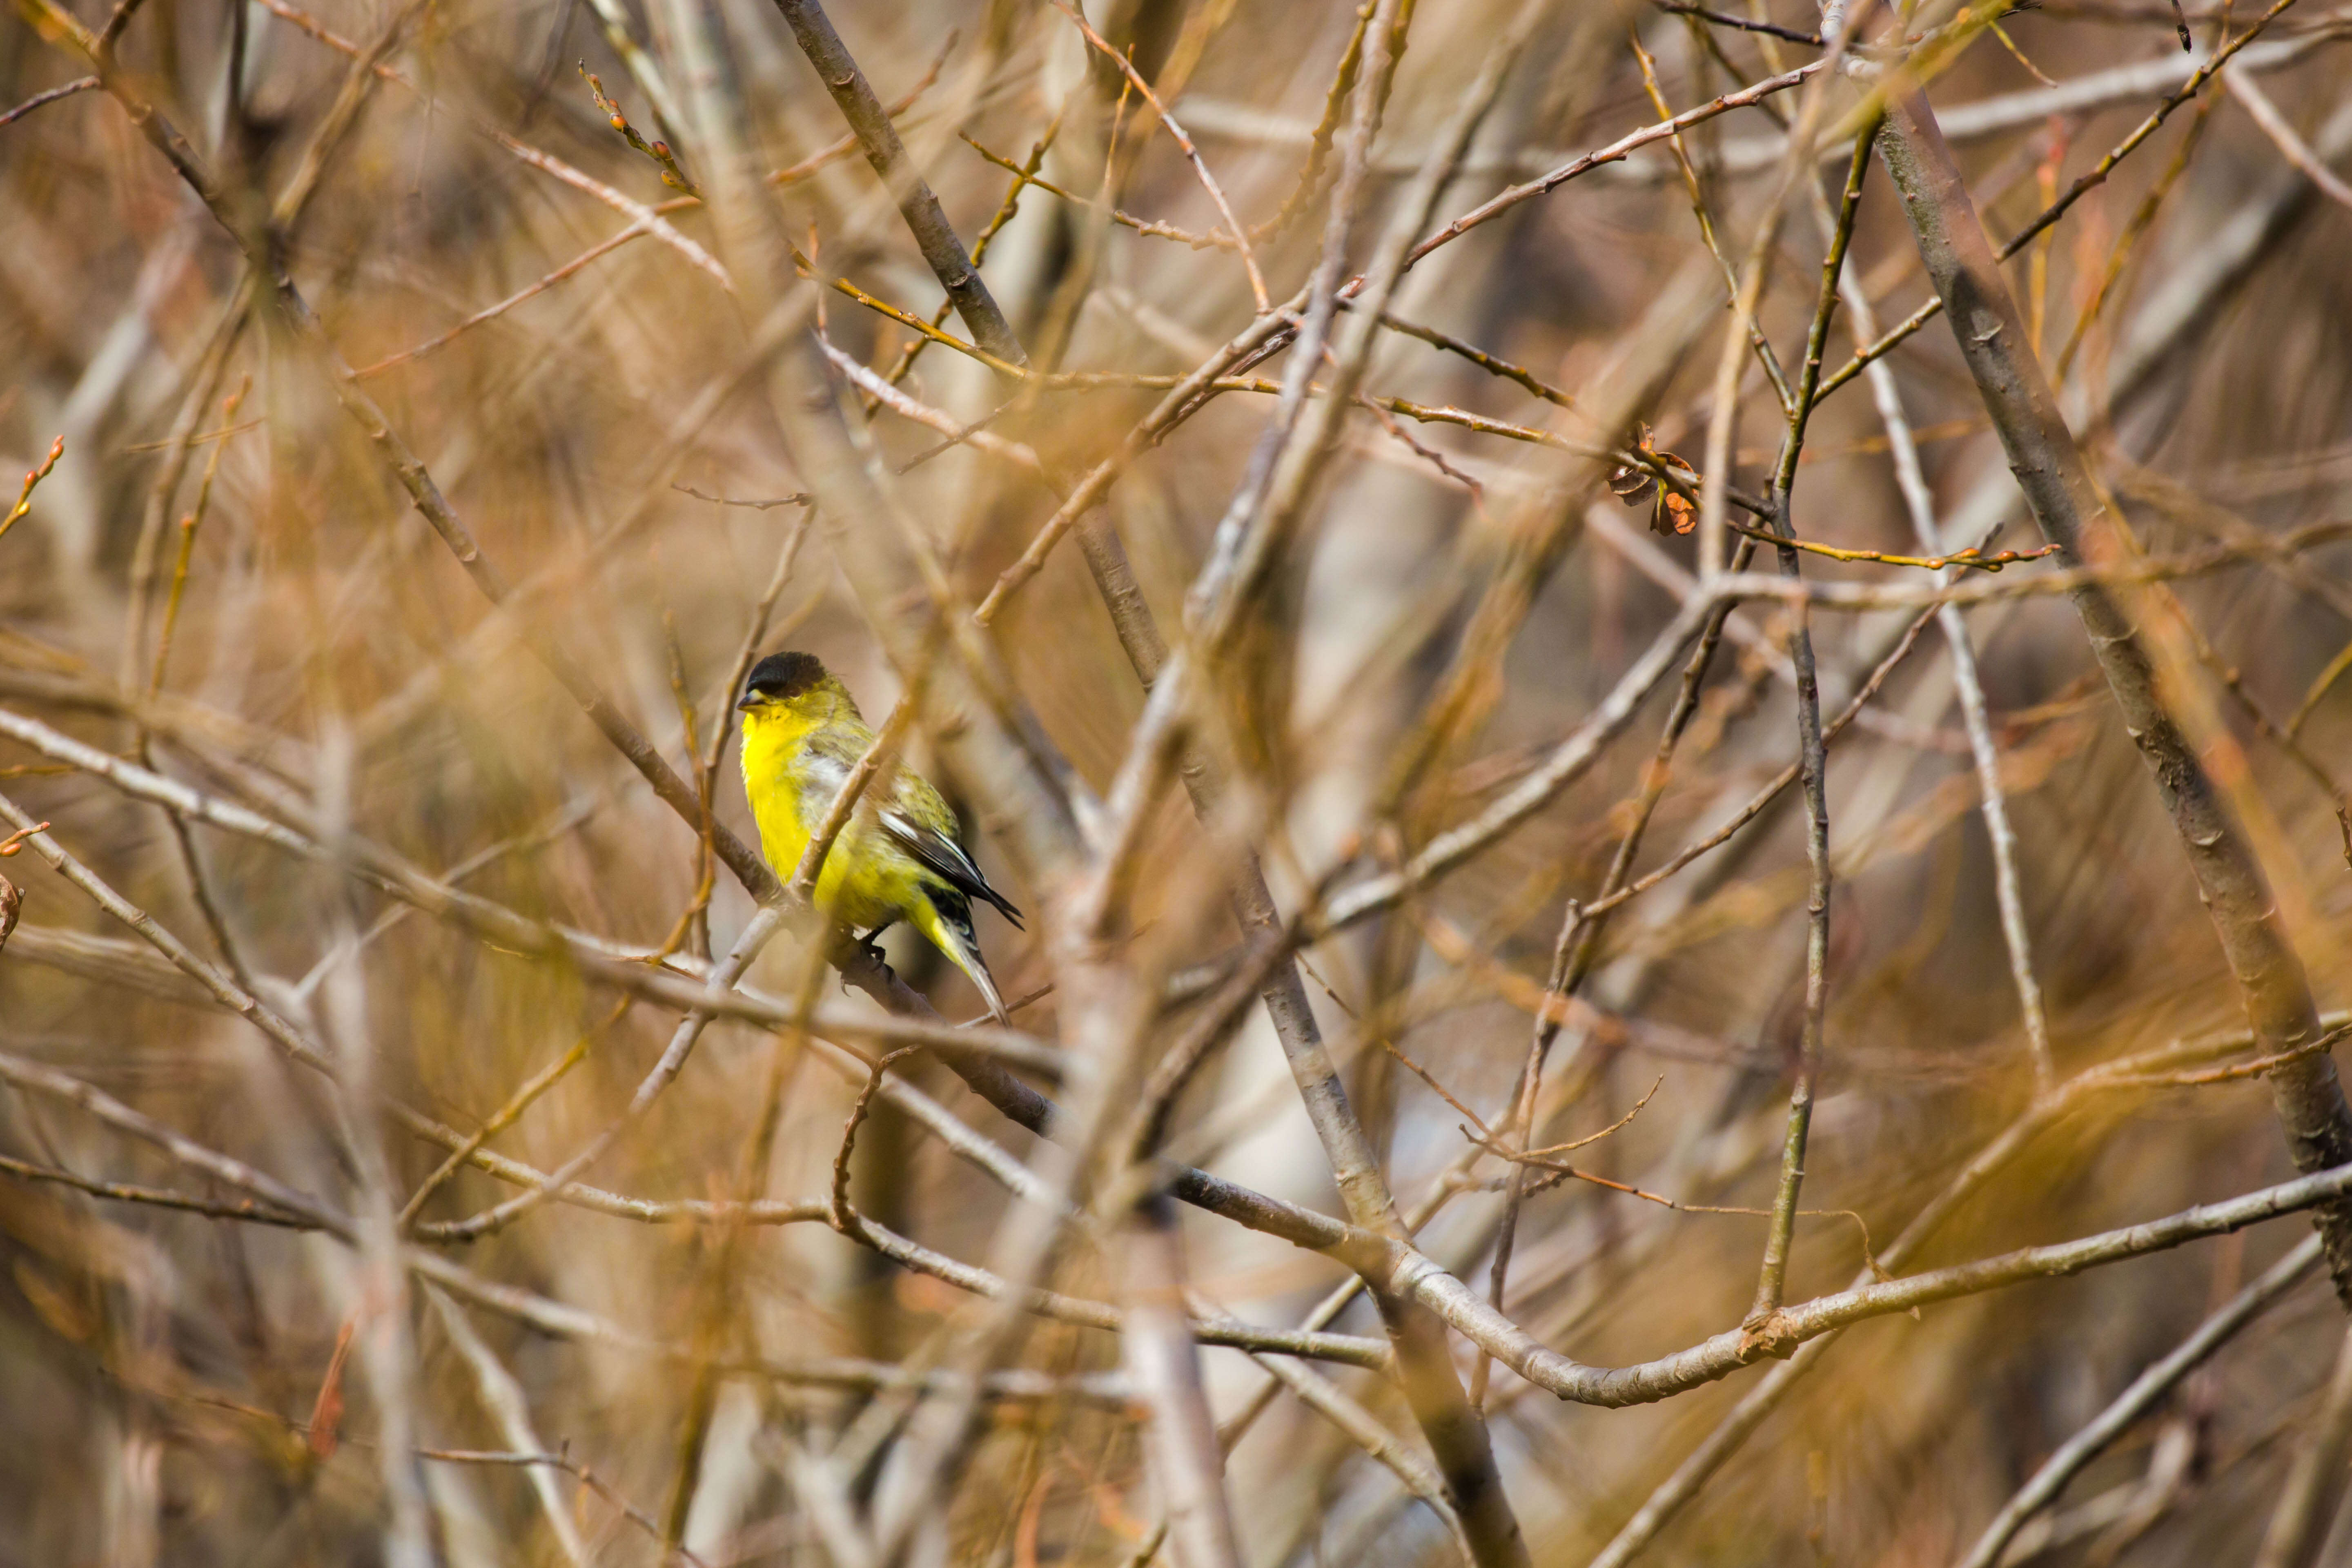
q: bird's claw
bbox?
[832,929,896,994]
[846,944,888,991]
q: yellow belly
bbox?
[743,728,904,933]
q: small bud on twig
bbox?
[0,435,64,547]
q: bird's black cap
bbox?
[739,650,827,709]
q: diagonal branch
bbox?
[768,0,1027,368]
[1958,1234,2321,1568]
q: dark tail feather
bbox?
[927,887,1011,1023]
[975,880,1023,930]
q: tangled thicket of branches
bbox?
[4,0,2352,1561]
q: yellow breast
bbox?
[738,708,898,929]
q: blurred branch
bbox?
[423,1287,590,1567]
[120,276,252,692]
[1315,596,1717,938]
[1121,1198,1246,1568]
[1249,1350,1468,1552]
[833,1202,1392,1367]
[2223,64,2352,210]
[774,30,955,188]
[267,0,430,232]
[1403,59,1826,268]
[350,216,666,379]
[396,1001,622,1234]
[1630,28,1796,416]
[408,1250,1144,1405]
[2252,1319,2352,1568]
[1960,1234,2321,1568]
[1820,183,2054,1083]
[404,893,800,1250]
[246,0,727,283]
[0,1047,350,1234]
[135,377,258,998]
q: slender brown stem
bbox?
[1744,123,1873,1328]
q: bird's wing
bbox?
[880,805,1024,928]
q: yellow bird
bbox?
[736,651,1023,1020]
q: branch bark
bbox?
[769,0,1027,368]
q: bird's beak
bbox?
[735,694,758,712]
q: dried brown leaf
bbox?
[1610,423,1700,533]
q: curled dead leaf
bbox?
[1610,423,1702,536]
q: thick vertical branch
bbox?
[1143,7,1542,1564]
[1122,1197,1245,1568]
[1876,91,2352,1304]
[316,739,442,1568]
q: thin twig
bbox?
[0,437,63,548]
[1050,0,1270,312]
[1654,1,1825,44]
[0,75,98,128]
[2224,64,2352,211]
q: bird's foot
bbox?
[831,927,897,994]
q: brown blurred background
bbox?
[2,0,2351,1562]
